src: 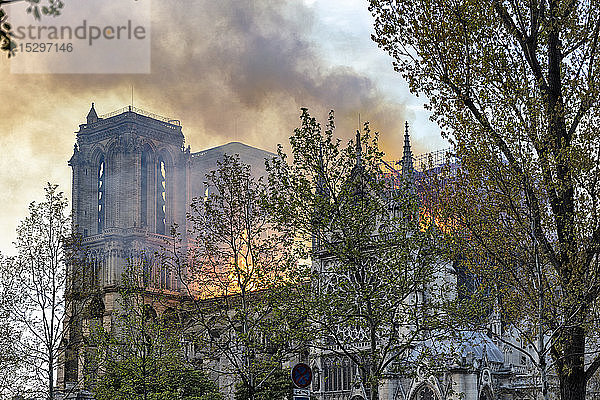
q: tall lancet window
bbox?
[97,156,105,234]
[156,157,167,235]
[140,151,149,227]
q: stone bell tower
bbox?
[59,104,190,389]
[59,103,275,394]
[69,103,188,285]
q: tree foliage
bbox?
[0,254,23,400]
[2,183,84,400]
[170,154,305,400]
[95,357,222,400]
[0,0,63,56]
[234,362,291,400]
[266,109,446,400]
[369,0,600,398]
[91,266,222,400]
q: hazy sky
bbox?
[0,0,447,254]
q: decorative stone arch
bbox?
[105,138,121,163]
[140,139,158,152]
[104,139,124,228]
[409,383,441,400]
[88,145,106,168]
[85,293,105,319]
[479,368,494,400]
[87,147,107,235]
[154,147,175,169]
[143,304,157,321]
[407,369,443,400]
[85,249,103,286]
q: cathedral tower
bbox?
[60,105,189,390]
[69,104,188,288]
[60,104,274,392]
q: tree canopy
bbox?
[266,109,447,400]
[95,357,222,400]
[369,0,600,398]
[170,154,305,400]
[0,0,63,56]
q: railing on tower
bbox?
[99,105,181,126]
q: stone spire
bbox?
[349,129,368,200]
[355,130,362,167]
[316,142,327,196]
[313,142,328,252]
[87,102,99,124]
[401,121,414,187]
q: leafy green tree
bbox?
[266,109,446,400]
[169,154,305,400]
[234,362,291,400]
[3,183,86,400]
[91,265,221,400]
[0,254,23,400]
[95,357,222,400]
[369,0,600,398]
[0,0,63,55]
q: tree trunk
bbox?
[370,382,379,400]
[49,354,54,400]
[369,360,379,400]
[558,327,586,400]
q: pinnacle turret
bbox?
[401,121,413,174]
[401,121,414,188]
[355,130,362,167]
[86,102,99,124]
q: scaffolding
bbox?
[382,147,455,176]
[380,147,458,192]
[412,147,456,172]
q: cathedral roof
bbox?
[191,141,275,159]
[188,142,275,185]
[412,331,504,365]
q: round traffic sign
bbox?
[291,363,312,388]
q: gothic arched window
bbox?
[93,257,100,286]
[141,253,151,287]
[160,264,171,290]
[324,359,331,392]
[141,150,149,227]
[97,156,105,234]
[156,156,167,235]
[480,388,493,400]
[342,358,351,391]
[322,357,354,393]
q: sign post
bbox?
[291,363,312,400]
